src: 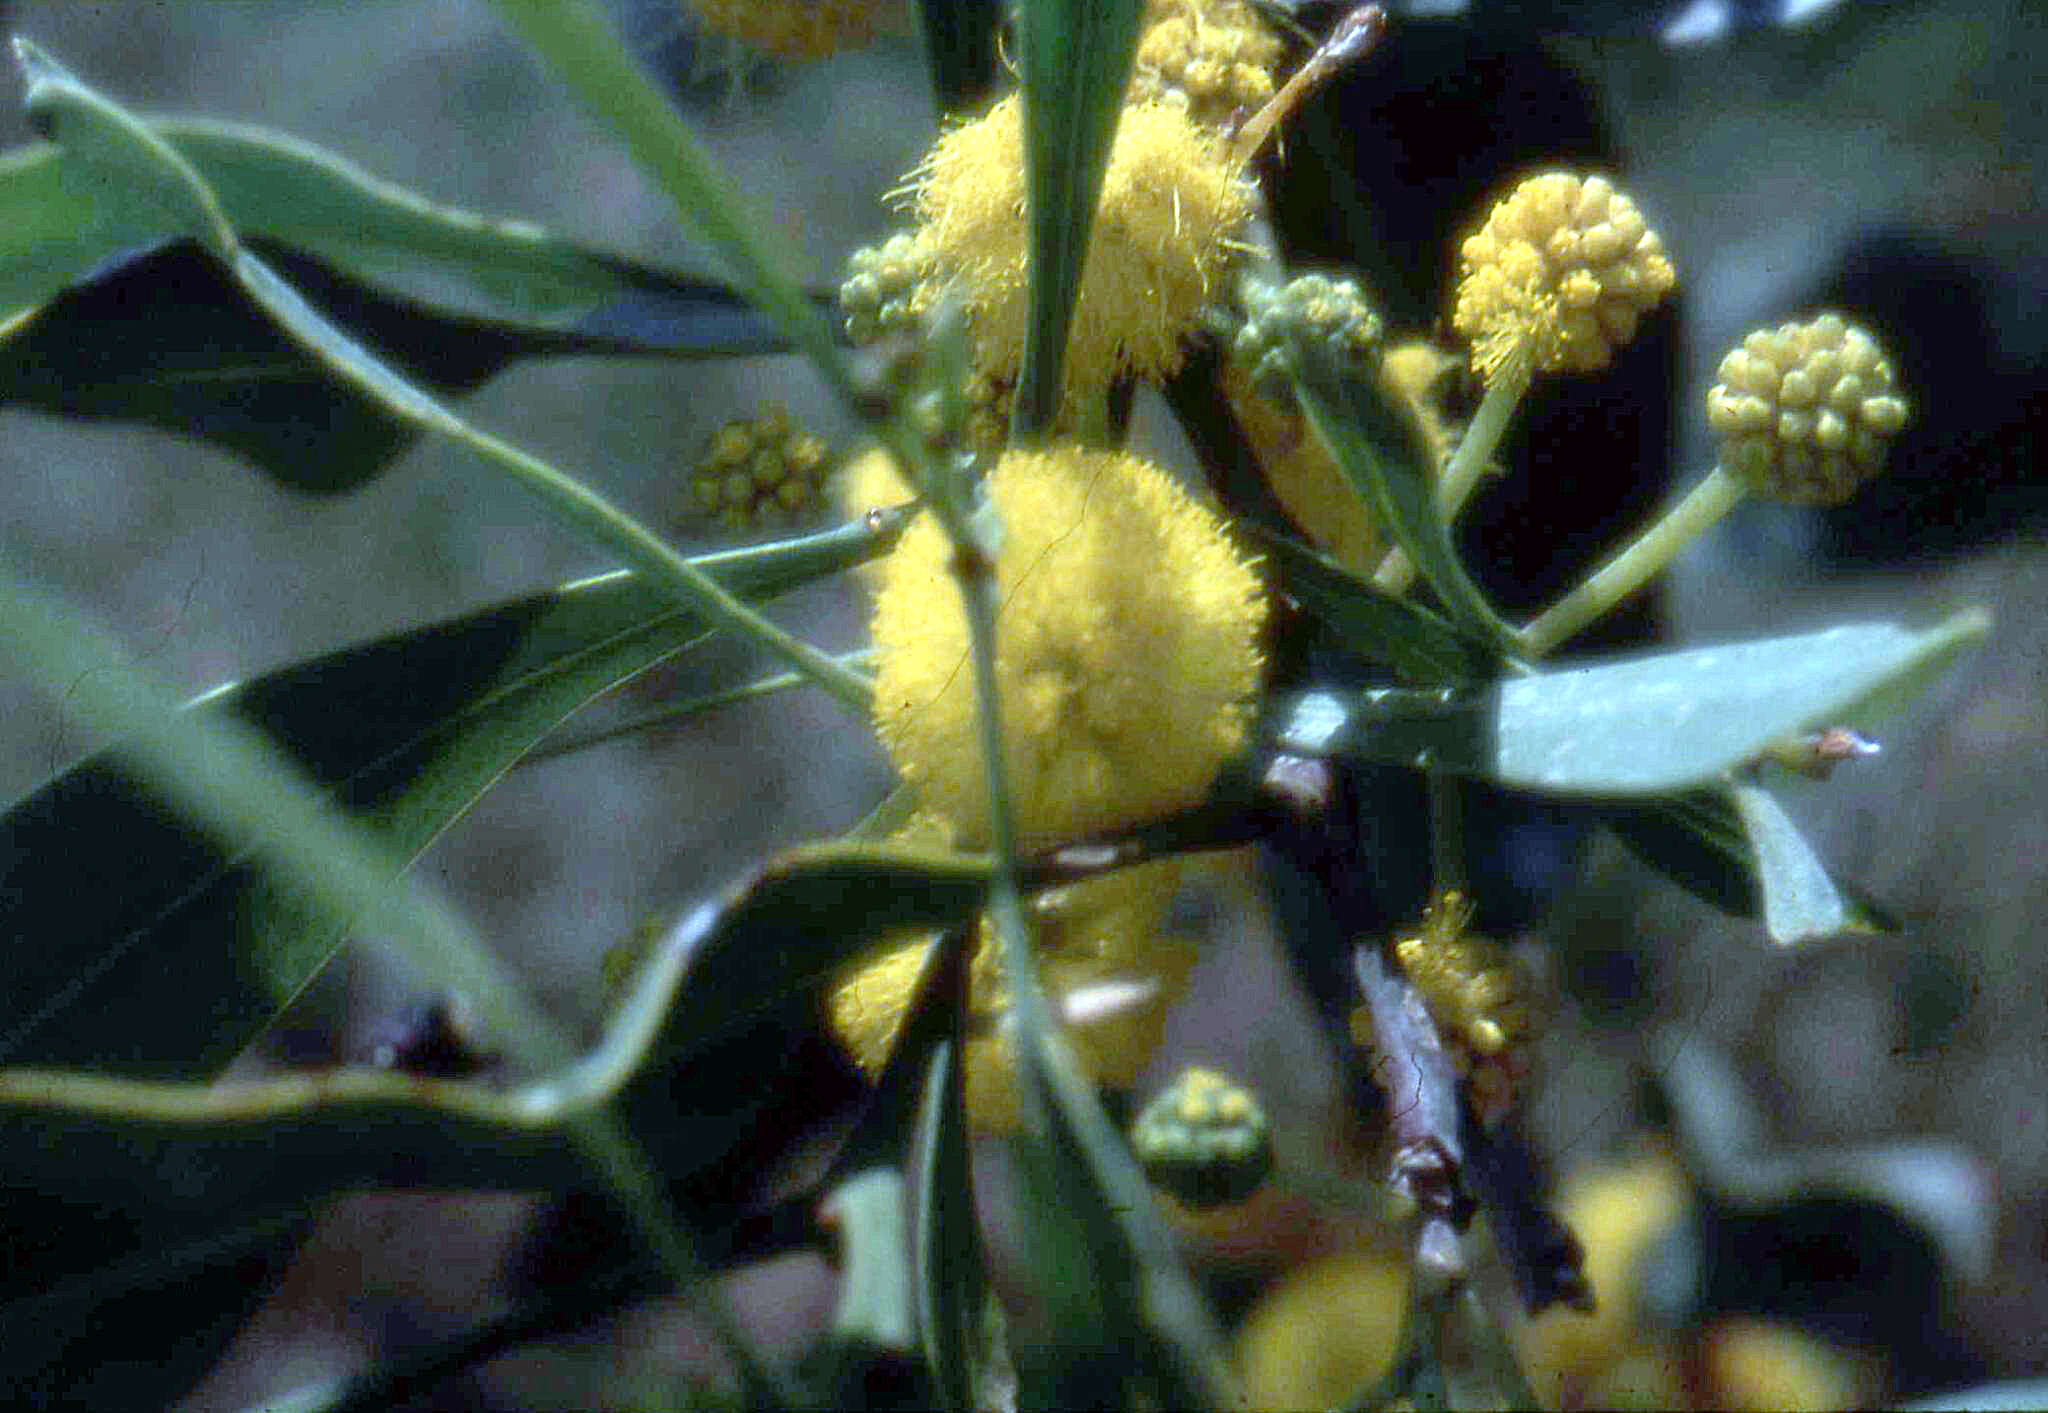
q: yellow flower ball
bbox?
[871,447,1265,852]
[1235,1241,1411,1410]
[1706,313,1909,506]
[683,0,891,61]
[1130,0,1282,129]
[903,93,1254,408]
[826,855,1195,1133]
[1453,171,1676,383]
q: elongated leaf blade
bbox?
[1275,611,1988,796]
[0,238,717,493]
[0,835,988,1404]
[0,117,786,335]
[1283,338,1521,650]
[1248,525,1498,684]
[1601,786,1897,931]
[1011,0,1144,437]
[1490,612,1988,794]
[0,515,903,1078]
[1729,782,1882,945]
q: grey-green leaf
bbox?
[1730,782,1874,945]
[1277,611,1989,796]
[0,515,904,1078]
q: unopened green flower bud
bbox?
[1707,313,1909,505]
[839,231,932,345]
[1234,272,1386,401]
[1132,1066,1275,1208]
[685,402,832,530]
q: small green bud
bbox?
[1233,271,1385,402]
[1131,1066,1275,1209]
[684,403,834,531]
[839,231,932,346]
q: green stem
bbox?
[519,650,876,767]
[232,255,872,717]
[1519,465,1751,658]
[1373,353,1530,596]
[1427,770,1465,898]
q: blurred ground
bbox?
[0,0,2038,1406]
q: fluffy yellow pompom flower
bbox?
[871,447,1265,852]
[1453,171,1676,383]
[827,855,1194,1133]
[683,0,890,61]
[1706,313,1909,506]
[904,94,1254,408]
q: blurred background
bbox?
[0,1,2039,1406]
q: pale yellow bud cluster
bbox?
[902,93,1255,409]
[838,231,933,346]
[686,404,831,530]
[1453,171,1675,382]
[1707,313,1909,506]
[1130,0,1282,130]
[872,447,1265,852]
[1131,1065,1275,1207]
[682,0,890,62]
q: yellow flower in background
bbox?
[682,0,894,62]
[1130,0,1283,129]
[826,854,1195,1133]
[870,446,1265,853]
[1453,170,1675,383]
[1235,1240,1411,1410]
[903,93,1254,410]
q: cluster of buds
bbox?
[1233,272,1387,402]
[1453,170,1676,384]
[684,403,831,530]
[1707,312,1910,505]
[838,231,931,346]
[1129,0,1283,130]
[1131,1065,1276,1208]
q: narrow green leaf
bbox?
[1276,612,1989,797]
[1490,612,1988,794]
[1283,336,1521,650]
[0,117,790,334]
[1019,1025,1237,1410]
[0,515,903,1077]
[647,841,994,1066]
[915,1038,982,1412]
[1730,782,1881,945]
[1601,787,1897,932]
[1011,0,1145,438]
[823,1169,917,1355]
[491,0,858,407]
[0,238,717,494]
[1247,525,1498,684]
[13,37,234,255]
